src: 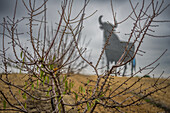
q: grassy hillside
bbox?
[68,74,170,113]
[0,73,170,112]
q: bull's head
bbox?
[99,15,117,31]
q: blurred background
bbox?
[0,0,170,77]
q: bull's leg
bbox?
[107,61,109,71]
[122,64,127,76]
[114,67,117,76]
[131,61,133,75]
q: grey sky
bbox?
[0,0,170,77]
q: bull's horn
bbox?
[99,15,103,25]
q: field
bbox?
[0,73,170,113]
[69,74,170,113]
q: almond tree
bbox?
[0,0,170,112]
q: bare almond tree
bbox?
[0,0,170,113]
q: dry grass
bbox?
[0,73,170,113]
[0,73,27,113]
[68,74,170,113]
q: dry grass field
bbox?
[0,73,170,113]
[69,74,170,113]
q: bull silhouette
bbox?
[99,15,136,76]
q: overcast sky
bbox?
[0,0,170,78]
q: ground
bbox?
[0,73,170,113]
